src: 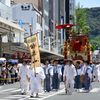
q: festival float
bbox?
[55,3,92,61]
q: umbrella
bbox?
[0,58,6,61]
[55,24,74,29]
[8,59,18,64]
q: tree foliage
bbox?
[91,44,96,52]
[71,3,91,35]
[86,7,100,47]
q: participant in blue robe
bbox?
[42,65,53,92]
[84,61,92,92]
[52,64,62,91]
[74,61,82,91]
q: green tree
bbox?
[71,3,91,35]
[91,44,96,52]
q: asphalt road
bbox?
[0,81,100,100]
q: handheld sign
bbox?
[26,34,40,69]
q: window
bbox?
[50,22,53,32]
[37,15,38,23]
[45,1,49,11]
[45,15,49,25]
[38,16,40,24]
[45,29,49,37]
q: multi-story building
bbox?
[12,4,42,46]
[11,0,42,11]
[0,0,12,20]
[49,0,65,54]
[0,0,25,57]
[65,0,75,40]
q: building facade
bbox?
[12,4,42,45]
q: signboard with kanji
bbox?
[26,34,40,69]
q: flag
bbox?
[26,34,40,69]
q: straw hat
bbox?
[74,60,83,64]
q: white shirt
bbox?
[18,64,29,83]
[84,65,92,78]
[11,67,15,75]
[54,65,62,78]
[64,64,76,83]
[46,67,53,76]
[93,64,99,76]
[77,69,82,75]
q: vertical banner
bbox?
[26,34,40,69]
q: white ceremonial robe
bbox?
[28,67,45,94]
[93,64,99,81]
[64,64,76,92]
[18,65,29,93]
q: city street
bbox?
[0,82,100,100]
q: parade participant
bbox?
[90,61,94,82]
[52,60,62,91]
[18,60,29,95]
[28,66,45,98]
[74,61,82,92]
[64,59,76,95]
[42,60,53,92]
[61,61,64,82]
[84,61,92,93]
[80,60,85,90]
[93,62,99,82]
[11,64,16,84]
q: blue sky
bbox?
[76,0,100,8]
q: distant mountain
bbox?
[85,7,100,47]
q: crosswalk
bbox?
[0,87,100,100]
[0,87,64,100]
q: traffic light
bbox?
[70,15,72,20]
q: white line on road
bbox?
[0,88,16,93]
[18,88,64,100]
[10,89,21,93]
[90,88,100,92]
[38,89,64,100]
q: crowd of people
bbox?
[0,58,100,97]
[0,61,19,85]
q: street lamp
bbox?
[29,24,32,36]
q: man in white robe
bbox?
[18,60,29,95]
[64,59,76,95]
[93,62,99,82]
[28,67,45,98]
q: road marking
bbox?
[10,89,21,93]
[18,89,64,100]
[90,88,100,92]
[0,99,11,100]
[0,88,16,92]
[39,89,64,100]
[5,96,21,99]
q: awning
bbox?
[3,43,64,59]
[0,17,26,36]
[40,48,64,59]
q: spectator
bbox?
[0,63,2,85]
[7,63,12,84]
[11,64,16,84]
[14,63,18,82]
